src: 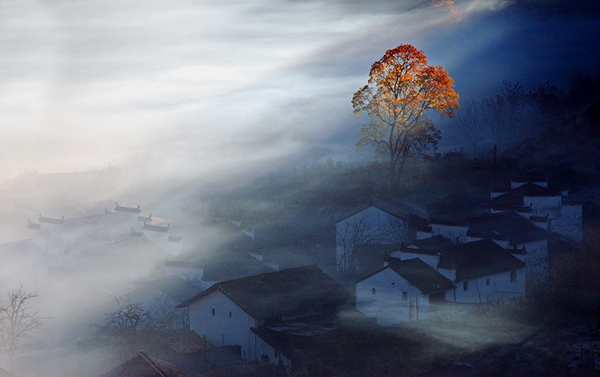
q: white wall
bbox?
[453,268,526,304]
[553,204,583,242]
[189,291,259,360]
[524,195,561,218]
[518,239,549,288]
[430,224,469,243]
[355,268,432,325]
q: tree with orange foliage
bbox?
[352,44,459,186]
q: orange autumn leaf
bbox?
[352,44,459,185]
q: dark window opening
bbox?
[211,308,215,316]
[486,279,490,286]
[510,270,517,283]
[463,281,469,291]
[402,291,408,301]
[371,288,376,295]
[229,311,232,318]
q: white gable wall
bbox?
[524,195,562,218]
[453,268,526,304]
[189,290,259,360]
[516,239,549,288]
[553,204,583,242]
[355,268,432,325]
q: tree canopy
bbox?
[352,44,459,185]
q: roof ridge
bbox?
[137,351,168,377]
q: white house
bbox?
[177,265,353,368]
[490,180,582,242]
[334,197,428,276]
[392,239,526,304]
[465,211,549,288]
[355,257,454,325]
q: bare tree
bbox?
[383,216,409,245]
[147,291,189,331]
[336,212,384,277]
[98,297,150,341]
[447,99,488,156]
[0,287,42,371]
[481,81,538,150]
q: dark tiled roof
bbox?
[438,239,526,282]
[387,258,454,294]
[491,182,560,210]
[97,351,188,377]
[38,213,65,225]
[333,196,428,224]
[179,265,353,320]
[114,202,142,214]
[466,211,548,245]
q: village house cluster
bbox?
[4,174,582,376]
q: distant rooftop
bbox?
[114,202,141,214]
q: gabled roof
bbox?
[114,202,142,214]
[466,211,548,245]
[333,196,428,224]
[491,182,560,210]
[356,258,454,294]
[178,265,353,320]
[438,239,526,282]
[97,351,188,377]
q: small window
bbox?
[510,270,517,283]
[372,288,376,295]
[229,311,232,318]
[463,281,469,291]
[486,279,490,286]
[212,308,215,316]
[402,291,408,301]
